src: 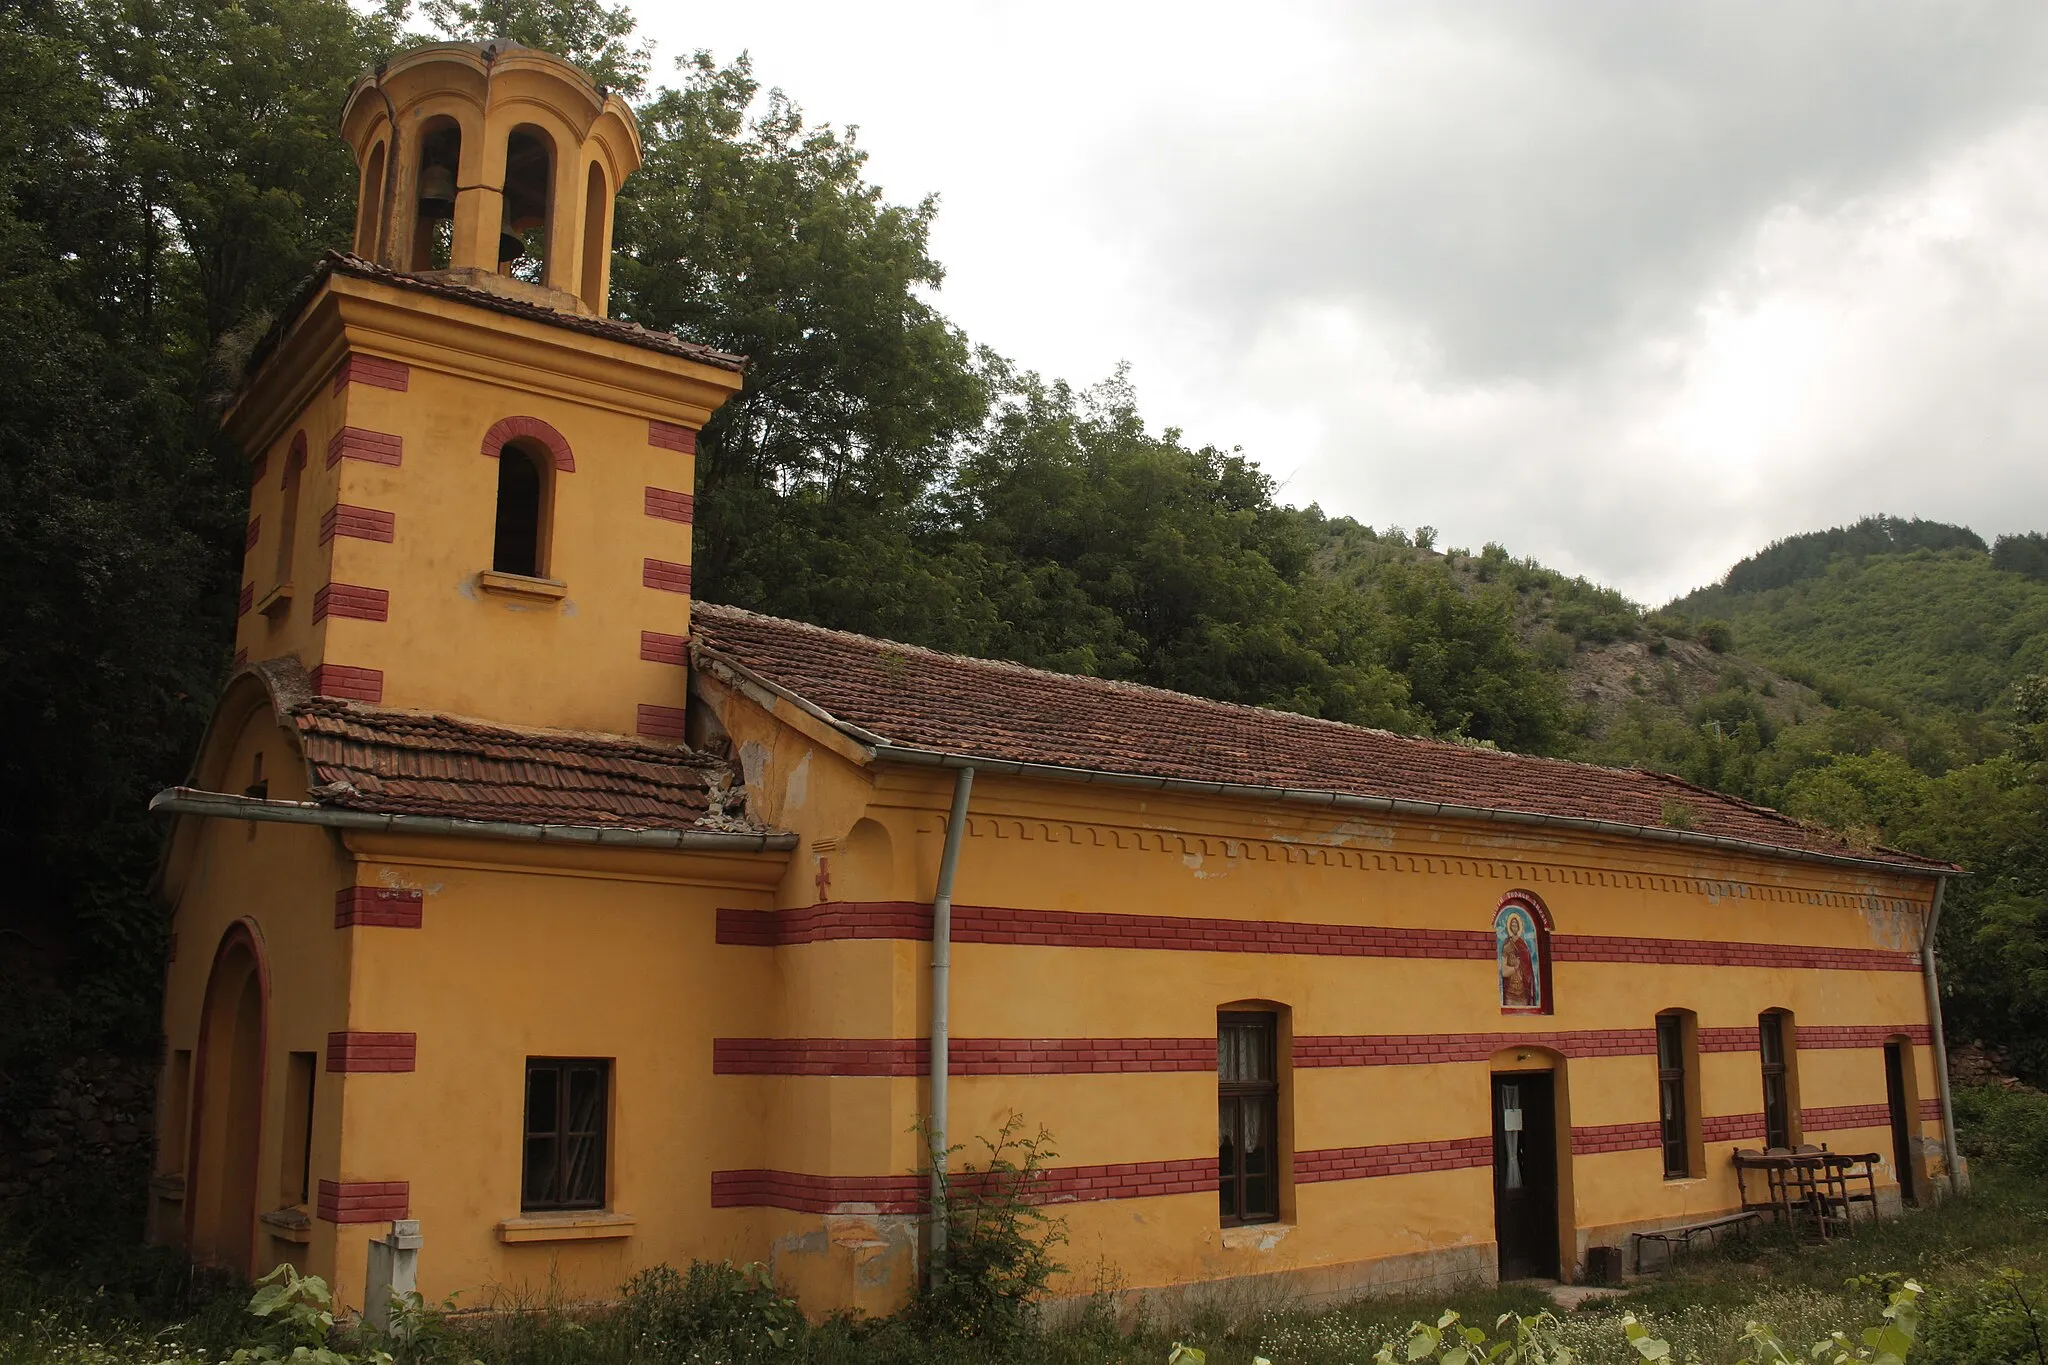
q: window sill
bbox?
[477,570,567,602]
[258,584,293,619]
[1220,1222,1294,1251]
[260,1206,312,1243]
[497,1211,635,1243]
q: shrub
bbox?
[917,1114,1067,1344]
[1699,619,1736,653]
[615,1261,802,1364]
[1952,1084,2048,1175]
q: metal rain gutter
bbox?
[862,742,1955,882]
[925,765,974,1282]
[1921,876,1966,1195]
[148,786,798,852]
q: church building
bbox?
[149,40,1963,1319]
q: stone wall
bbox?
[0,1054,156,1220]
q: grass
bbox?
[9,1173,2048,1365]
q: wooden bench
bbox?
[1631,1211,1762,1273]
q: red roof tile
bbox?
[243,252,746,388]
[293,698,739,831]
[691,604,1951,874]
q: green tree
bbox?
[0,0,398,1060]
[422,0,648,96]
[611,52,990,632]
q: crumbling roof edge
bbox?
[149,787,797,852]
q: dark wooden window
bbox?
[1656,1014,1690,1178]
[493,446,545,576]
[1218,1012,1279,1225]
[1759,1013,1792,1149]
[522,1058,608,1211]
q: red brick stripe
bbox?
[238,584,254,617]
[313,583,389,624]
[1572,1121,1663,1154]
[334,887,423,929]
[251,453,269,485]
[643,558,692,594]
[332,354,410,395]
[1802,1103,1892,1133]
[712,1037,1214,1076]
[1703,1113,1767,1143]
[317,1179,408,1223]
[649,420,697,454]
[1296,1135,1494,1183]
[481,415,574,472]
[716,902,1918,973]
[712,1158,1216,1214]
[1298,1029,1656,1066]
[717,902,932,946]
[712,1170,922,1215]
[231,649,248,670]
[245,517,261,552]
[308,663,383,703]
[645,486,695,523]
[1799,1025,1933,1048]
[326,427,403,468]
[320,504,396,545]
[1557,935,1917,973]
[326,1031,417,1073]
[640,631,689,666]
[1035,1157,1215,1202]
[1919,1099,1942,1122]
[636,703,687,740]
[1700,1027,1757,1052]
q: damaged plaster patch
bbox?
[784,750,812,813]
[1324,819,1398,848]
[738,739,772,795]
[376,869,442,895]
[1859,896,1918,951]
[1219,1222,1292,1252]
[770,1214,918,1292]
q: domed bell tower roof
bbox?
[340,41,642,318]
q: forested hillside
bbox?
[6,0,2048,1159]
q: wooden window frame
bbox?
[1656,1014,1690,1179]
[521,1057,610,1213]
[1218,1011,1280,1227]
[1759,1012,1793,1150]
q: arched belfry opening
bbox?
[410,116,462,271]
[501,125,554,281]
[339,42,642,316]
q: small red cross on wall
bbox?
[814,856,831,902]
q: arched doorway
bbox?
[186,921,269,1275]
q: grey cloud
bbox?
[1106,2,2048,380]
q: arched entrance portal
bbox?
[187,921,269,1274]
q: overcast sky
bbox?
[634,1,2048,603]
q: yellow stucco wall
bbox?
[229,270,739,737]
[158,636,1950,1319]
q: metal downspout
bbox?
[1921,875,1966,1194]
[926,765,975,1281]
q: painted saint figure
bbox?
[1497,906,1541,1010]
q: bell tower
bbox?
[340,41,636,316]
[225,42,744,739]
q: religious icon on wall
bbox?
[1496,903,1543,1011]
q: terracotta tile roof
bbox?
[691,604,1953,874]
[244,252,746,383]
[292,697,741,831]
